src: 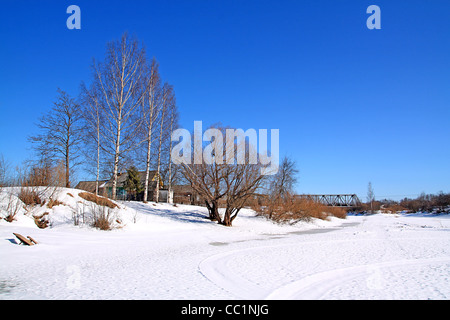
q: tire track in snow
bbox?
[198,245,276,299]
[265,257,450,300]
[198,222,364,299]
[198,217,450,300]
[198,237,375,299]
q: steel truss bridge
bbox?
[298,194,361,208]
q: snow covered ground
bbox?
[1,188,449,300]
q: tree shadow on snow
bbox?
[128,202,213,225]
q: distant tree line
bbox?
[384,192,450,213]
[358,191,450,214]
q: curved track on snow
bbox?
[265,257,450,299]
[198,215,450,300]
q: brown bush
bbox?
[18,187,42,206]
[34,212,50,229]
[91,205,114,231]
[92,214,111,230]
[382,204,407,214]
[79,192,117,209]
[3,193,22,222]
[324,206,347,219]
[254,196,346,224]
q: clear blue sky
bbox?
[1,0,449,201]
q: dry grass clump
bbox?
[18,188,42,206]
[33,212,50,229]
[91,206,114,231]
[79,192,117,209]
[47,198,65,209]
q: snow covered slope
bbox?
[1,188,449,299]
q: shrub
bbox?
[33,212,50,229]
[254,196,346,224]
[18,187,42,206]
[91,205,114,231]
[72,206,81,226]
[2,192,22,222]
[324,206,347,219]
[72,201,88,226]
[382,204,407,214]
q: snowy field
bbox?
[1,188,450,300]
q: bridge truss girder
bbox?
[299,194,361,208]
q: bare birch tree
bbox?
[90,33,147,199]
[154,83,175,202]
[80,82,103,195]
[166,94,180,204]
[142,58,161,202]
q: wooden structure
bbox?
[13,233,38,246]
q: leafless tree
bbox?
[154,83,175,202]
[28,89,82,188]
[142,58,162,202]
[367,181,375,213]
[264,156,299,218]
[181,126,268,226]
[80,82,104,195]
[181,126,226,221]
[17,158,66,207]
[0,154,9,188]
[166,94,180,203]
[269,156,298,200]
[221,161,267,226]
[90,33,148,199]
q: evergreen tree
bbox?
[123,166,143,200]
